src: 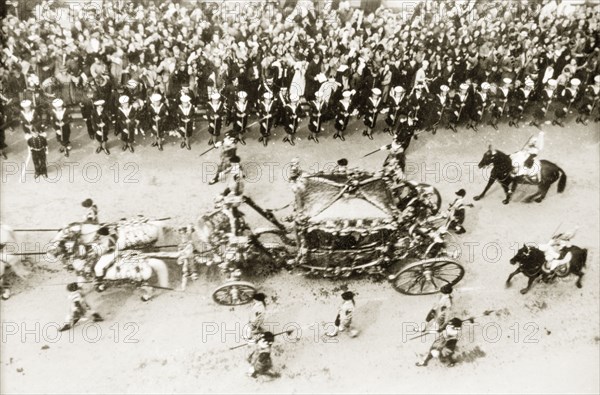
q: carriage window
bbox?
[305,229,393,250]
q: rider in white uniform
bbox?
[539,229,576,274]
[93,226,119,280]
[512,131,544,179]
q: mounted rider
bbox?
[511,131,544,182]
[82,198,98,224]
[539,228,577,274]
[177,225,197,291]
[59,282,103,332]
[93,225,119,285]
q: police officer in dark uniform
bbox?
[424,84,450,134]
[553,78,580,127]
[448,83,470,132]
[283,93,305,146]
[576,75,600,125]
[509,78,534,128]
[489,78,512,130]
[27,129,48,179]
[79,90,96,139]
[530,79,557,129]
[466,82,491,132]
[91,99,111,155]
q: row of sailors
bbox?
[16,75,600,156]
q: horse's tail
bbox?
[581,249,588,268]
[147,258,170,288]
[557,167,567,193]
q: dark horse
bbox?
[473,146,567,204]
[507,244,587,294]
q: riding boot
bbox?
[92,313,104,322]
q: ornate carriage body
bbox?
[197,167,465,305]
[293,169,401,277]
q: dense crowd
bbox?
[0,0,599,173]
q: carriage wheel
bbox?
[391,258,464,295]
[416,184,442,215]
[212,281,256,306]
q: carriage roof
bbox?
[294,170,400,233]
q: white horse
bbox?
[71,250,170,301]
[1,225,32,300]
[48,218,168,263]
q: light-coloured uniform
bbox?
[244,301,266,342]
[511,131,544,178]
[335,299,359,337]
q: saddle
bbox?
[509,151,541,182]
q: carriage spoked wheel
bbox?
[212,281,257,305]
[416,184,442,215]
[390,258,464,295]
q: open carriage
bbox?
[196,167,465,305]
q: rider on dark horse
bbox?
[538,228,577,275]
[511,131,544,183]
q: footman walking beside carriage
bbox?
[247,331,278,379]
[416,317,462,367]
[328,291,358,338]
[59,282,103,332]
[245,292,267,342]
